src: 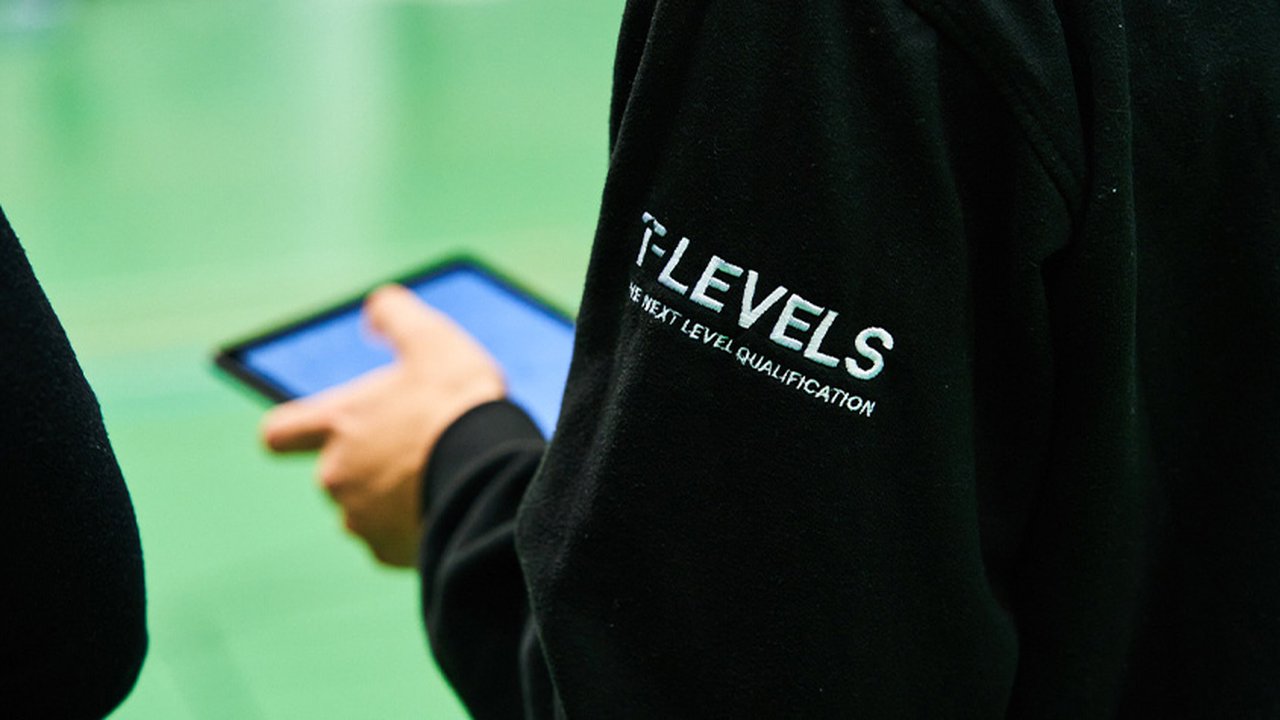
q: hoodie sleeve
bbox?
[0,206,148,719]
[419,401,549,719]
[419,0,1082,717]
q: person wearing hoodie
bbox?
[265,1,1280,717]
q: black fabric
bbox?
[0,206,148,718]
[422,402,546,720]
[420,1,1280,717]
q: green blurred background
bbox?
[0,0,621,716]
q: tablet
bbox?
[214,258,575,438]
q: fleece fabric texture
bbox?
[0,206,148,718]
[420,0,1280,717]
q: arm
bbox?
[508,1,1079,716]
[0,206,148,718]
[419,402,546,719]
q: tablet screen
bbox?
[224,263,574,438]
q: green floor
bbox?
[0,1,620,716]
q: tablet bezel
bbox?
[213,256,575,404]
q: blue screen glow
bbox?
[239,267,575,437]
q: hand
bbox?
[261,284,505,567]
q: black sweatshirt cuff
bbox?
[421,400,544,517]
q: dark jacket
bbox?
[1,206,148,718]
[421,1,1280,717]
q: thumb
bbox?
[364,284,442,360]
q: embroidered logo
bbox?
[627,211,894,418]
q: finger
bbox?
[363,284,450,360]
[316,447,349,496]
[261,399,333,453]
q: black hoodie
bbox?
[420,1,1280,717]
[1,207,147,718]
